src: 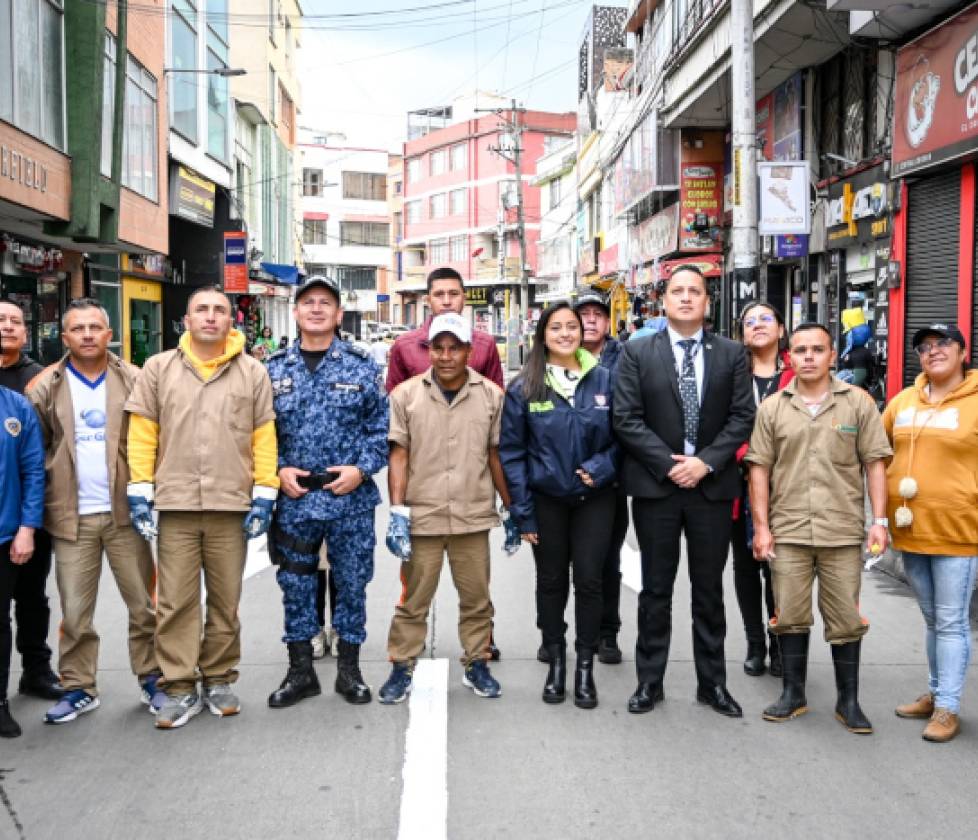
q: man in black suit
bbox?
[613,266,754,717]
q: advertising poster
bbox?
[223,231,249,293]
[758,162,810,235]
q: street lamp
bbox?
[164,67,247,77]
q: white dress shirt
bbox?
[667,325,705,455]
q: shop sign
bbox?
[825,164,892,249]
[598,244,620,276]
[1,144,48,192]
[223,231,249,294]
[892,2,978,176]
[631,203,679,264]
[873,241,891,338]
[465,286,490,306]
[0,234,64,272]
[656,253,723,280]
[248,283,273,296]
[758,162,809,235]
[679,162,722,251]
[170,165,216,227]
[774,234,808,259]
[577,237,598,278]
[126,253,164,276]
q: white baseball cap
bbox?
[428,312,472,344]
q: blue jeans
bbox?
[902,552,978,714]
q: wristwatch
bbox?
[356,467,368,484]
[873,517,889,528]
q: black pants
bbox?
[315,569,337,628]
[633,492,732,690]
[532,490,616,655]
[11,528,52,678]
[730,513,774,643]
[599,492,629,640]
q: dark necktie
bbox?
[678,338,699,448]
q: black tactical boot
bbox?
[0,699,21,738]
[743,633,766,677]
[762,632,809,722]
[268,641,321,708]
[573,653,598,710]
[335,639,371,704]
[542,644,566,704]
[768,631,783,677]
[832,641,873,734]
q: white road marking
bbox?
[397,658,449,840]
[621,544,642,593]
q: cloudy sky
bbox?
[298,0,596,150]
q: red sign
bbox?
[598,243,620,276]
[892,2,978,176]
[656,253,723,280]
[223,231,249,294]
[678,161,722,251]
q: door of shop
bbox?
[904,170,960,386]
[123,278,162,366]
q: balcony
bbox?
[474,257,522,282]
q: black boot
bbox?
[19,666,64,700]
[542,644,566,704]
[268,641,321,708]
[335,639,371,704]
[0,699,21,738]
[743,634,766,677]
[537,641,552,664]
[762,632,809,722]
[768,631,783,678]
[573,653,598,710]
[832,640,873,734]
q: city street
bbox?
[1,485,976,840]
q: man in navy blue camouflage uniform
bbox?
[266,276,388,708]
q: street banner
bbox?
[758,161,809,235]
[223,231,248,294]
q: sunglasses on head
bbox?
[914,336,955,356]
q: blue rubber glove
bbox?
[127,482,158,541]
[243,496,275,539]
[386,506,412,561]
[500,508,521,556]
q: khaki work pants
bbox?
[770,543,868,644]
[387,531,493,666]
[53,513,158,695]
[156,511,247,694]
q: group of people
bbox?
[0,264,975,745]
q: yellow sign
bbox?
[842,183,857,237]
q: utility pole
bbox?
[730,0,758,318]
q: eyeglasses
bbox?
[743,313,776,328]
[914,336,955,356]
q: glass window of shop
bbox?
[90,280,123,356]
[170,0,198,142]
[0,273,65,365]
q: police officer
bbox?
[266,276,388,708]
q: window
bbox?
[450,188,465,216]
[206,0,227,43]
[268,0,280,44]
[430,149,447,176]
[170,0,198,142]
[450,235,467,262]
[394,179,402,195]
[91,280,122,353]
[549,178,561,208]
[303,219,327,244]
[268,65,277,124]
[450,142,466,171]
[206,49,228,160]
[405,200,421,224]
[342,171,386,201]
[100,34,116,176]
[429,239,448,263]
[429,193,446,218]
[123,55,159,199]
[393,211,402,241]
[407,158,421,183]
[340,222,390,247]
[337,266,376,291]
[303,168,323,197]
[280,85,294,144]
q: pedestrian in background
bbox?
[732,302,794,679]
[0,331,45,738]
[266,276,387,709]
[0,300,64,703]
[747,322,891,734]
[126,287,279,730]
[884,323,978,743]
[28,299,160,725]
[380,313,518,704]
[500,302,619,709]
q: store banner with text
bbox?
[223,231,249,294]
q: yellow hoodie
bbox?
[128,329,279,489]
[882,369,978,555]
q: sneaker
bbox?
[155,693,203,729]
[204,683,241,717]
[379,664,413,705]
[311,628,329,660]
[329,630,340,658]
[140,674,168,715]
[462,660,502,699]
[44,689,100,724]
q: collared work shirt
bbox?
[388,368,503,536]
[745,377,892,547]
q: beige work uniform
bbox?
[386,369,502,665]
[29,354,157,694]
[125,347,275,693]
[745,378,892,642]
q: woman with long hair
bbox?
[500,302,619,709]
[732,302,794,677]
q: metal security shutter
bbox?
[904,170,960,385]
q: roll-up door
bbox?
[904,170,960,386]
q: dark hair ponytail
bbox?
[518,301,582,402]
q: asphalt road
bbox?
[1,496,976,839]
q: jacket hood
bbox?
[1,352,35,370]
[179,328,246,374]
[912,369,978,403]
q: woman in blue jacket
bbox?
[500,302,619,709]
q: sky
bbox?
[298,0,597,151]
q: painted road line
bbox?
[397,658,449,840]
[621,544,642,593]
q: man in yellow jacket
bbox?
[125,286,279,730]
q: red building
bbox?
[394,105,575,329]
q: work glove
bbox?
[127,482,158,541]
[243,488,277,539]
[500,507,521,556]
[386,506,412,561]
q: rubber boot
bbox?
[768,631,783,678]
[573,653,598,710]
[832,640,873,734]
[743,632,766,676]
[268,641,321,708]
[762,632,809,722]
[542,644,566,704]
[335,639,371,704]
[0,699,21,738]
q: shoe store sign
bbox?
[758,161,809,235]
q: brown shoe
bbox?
[895,692,934,719]
[922,708,960,743]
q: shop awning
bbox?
[303,211,329,221]
[260,262,301,285]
